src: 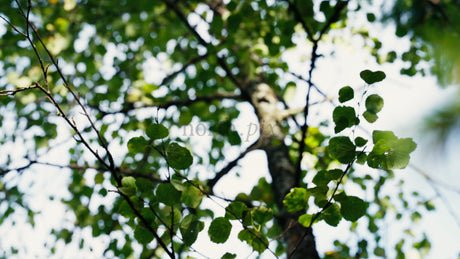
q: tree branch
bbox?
[8,0,120,184]
[0,85,40,96]
[207,140,259,190]
[293,0,349,187]
[161,0,245,91]
[158,53,210,87]
[410,163,460,227]
[285,0,315,42]
[117,190,176,258]
[318,1,349,38]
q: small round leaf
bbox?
[146,123,169,140]
[166,142,193,170]
[208,217,232,244]
[365,94,384,113]
[360,70,386,84]
[338,86,354,103]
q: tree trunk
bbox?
[246,81,320,259]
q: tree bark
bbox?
[245,81,320,259]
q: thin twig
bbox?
[409,164,460,227]
[12,0,119,184]
[117,190,176,258]
[208,140,260,190]
[293,0,349,188]
[0,84,40,96]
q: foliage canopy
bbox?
[0,0,455,258]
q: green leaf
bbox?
[94,173,104,184]
[121,176,136,189]
[208,217,232,244]
[120,176,137,196]
[321,203,342,226]
[320,1,333,19]
[140,207,157,225]
[253,207,272,225]
[338,86,354,103]
[338,195,368,222]
[374,247,386,257]
[178,109,193,126]
[134,225,154,244]
[156,183,181,206]
[328,136,356,164]
[363,110,379,123]
[312,169,343,186]
[283,81,297,103]
[410,211,422,223]
[225,201,248,220]
[237,229,268,253]
[365,94,384,113]
[127,136,148,154]
[283,188,309,213]
[180,214,204,246]
[368,131,417,169]
[166,142,193,170]
[413,235,431,251]
[146,123,169,140]
[310,186,329,206]
[424,200,435,211]
[136,178,156,199]
[221,253,237,259]
[228,131,242,145]
[360,70,386,84]
[356,152,367,165]
[355,137,368,147]
[117,200,135,219]
[181,183,203,208]
[298,214,314,227]
[367,13,376,22]
[333,106,357,133]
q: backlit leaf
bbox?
[321,203,341,227]
[298,214,314,227]
[180,214,204,246]
[156,183,181,206]
[328,136,356,164]
[166,143,193,170]
[127,136,148,154]
[338,86,354,103]
[368,131,417,169]
[363,111,379,123]
[312,169,343,186]
[237,229,268,253]
[283,188,309,213]
[146,123,169,140]
[181,183,203,208]
[355,136,368,147]
[225,201,248,220]
[338,195,368,222]
[360,70,386,84]
[208,217,232,244]
[134,225,154,244]
[333,106,357,133]
[365,94,384,113]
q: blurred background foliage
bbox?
[0,0,459,258]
